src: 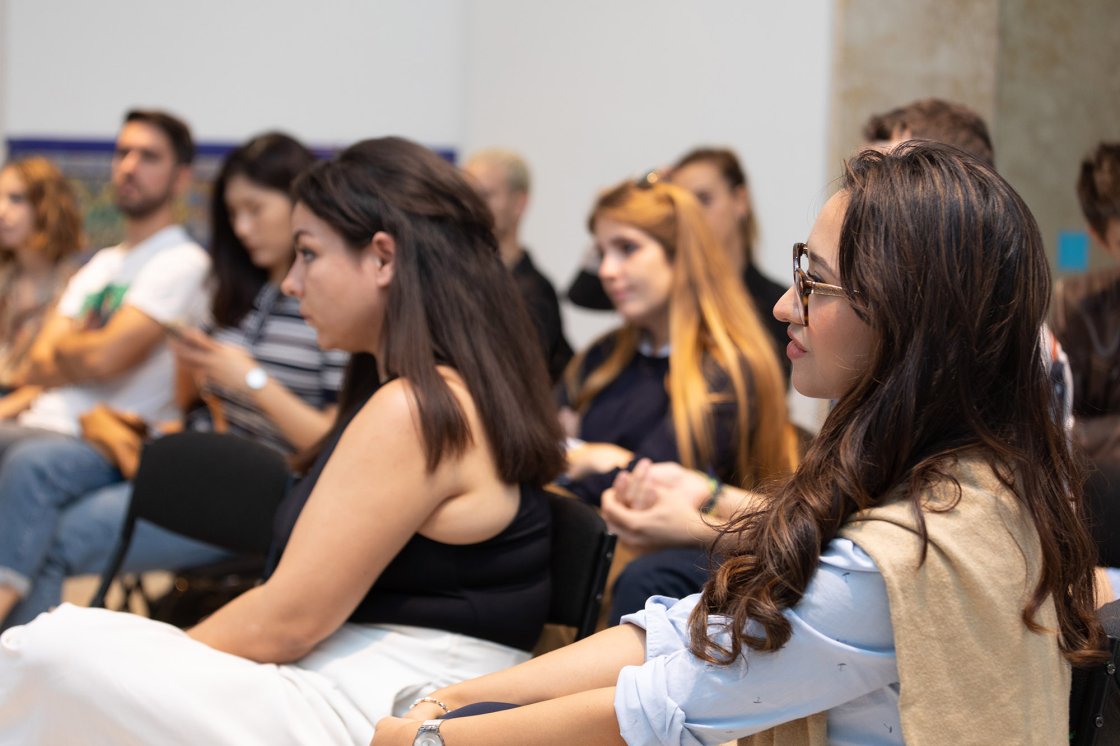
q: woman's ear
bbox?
[366,231,397,287]
[732,184,751,219]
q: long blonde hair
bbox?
[566,179,796,486]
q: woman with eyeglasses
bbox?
[0,137,565,744]
[558,176,797,621]
[372,142,1102,746]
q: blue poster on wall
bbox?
[5,137,455,252]
[1057,230,1090,273]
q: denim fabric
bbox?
[0,433,121,607]
[4,480,230,628]
[0,423,58,465]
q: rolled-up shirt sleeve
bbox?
[614,538,899,746]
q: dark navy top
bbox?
[560,334,749,504]
[265,396,552,652]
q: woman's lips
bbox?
[605,286,631,305]
[786,331,807,360]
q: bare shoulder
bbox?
[341,369,485,467]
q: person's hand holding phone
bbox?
[167,325,261,395]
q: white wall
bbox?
[1,0,467,146]
[461,2,834,429]
[1,0,834,427]
[462,1,834,350]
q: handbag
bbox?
[79,404,150,479]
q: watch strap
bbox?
[412,719,445,746]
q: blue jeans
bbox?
[4,480,231,628]
[0,429,122,605]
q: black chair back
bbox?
[1070,599,1120,744]
[545,492,616,641]
[90,432,290,608]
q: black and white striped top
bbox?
[188,283,348,454]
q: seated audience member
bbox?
[863,96,1073,428]
[0,110,210,622]
[862,96,995,167]
[560,176,796,620]
[0,157,84,395]
[463,148,572,382]
[0,136,565,744]
[1052,143,1120,581]
[566,148,788,375]
[1054,143,1120,462]
[0,132,348,629]
[372,142,1102,746]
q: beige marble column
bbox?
[829,0,1120,272]
[827,0,1000,180]
[995,0,1120,274]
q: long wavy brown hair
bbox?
[690,142,1104,667]
[566,179,796,486]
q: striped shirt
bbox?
[188,283,348,454]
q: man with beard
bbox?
[0,110,209,622]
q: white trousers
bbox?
[0,604,529,746]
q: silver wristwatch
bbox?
[244,366,268,391]
[412,719,445,746]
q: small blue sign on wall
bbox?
[1058,230,1090,273]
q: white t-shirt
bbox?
[19,225,210,435]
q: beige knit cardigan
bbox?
[740,456,1069,745]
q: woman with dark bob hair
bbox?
[0,136,565,744]
[373,142,1103,745]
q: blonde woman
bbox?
[560,175,796,621]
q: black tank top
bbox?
[265,404,552,652]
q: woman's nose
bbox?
[774,284,803,325]
[280,263,302,298]
[598,253,618,280]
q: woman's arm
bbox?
[379,544,898,746]
[416,624,645,717]
[374,688,626,746]
[188,378,461,661]
[19,312,77,388]
[565,441,634,479]
[0,385,42,420]
[172,351,202,413]
[170,328,335,450]
[601,460,762,550]
[373,624,646,745]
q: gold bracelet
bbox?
[411,697,451,714]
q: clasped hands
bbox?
[600,458,720,552]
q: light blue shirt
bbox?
[614,538,902,746]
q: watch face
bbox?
[245,367,268,390]
[413,722,443,746]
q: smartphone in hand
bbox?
[161,320,197,341]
